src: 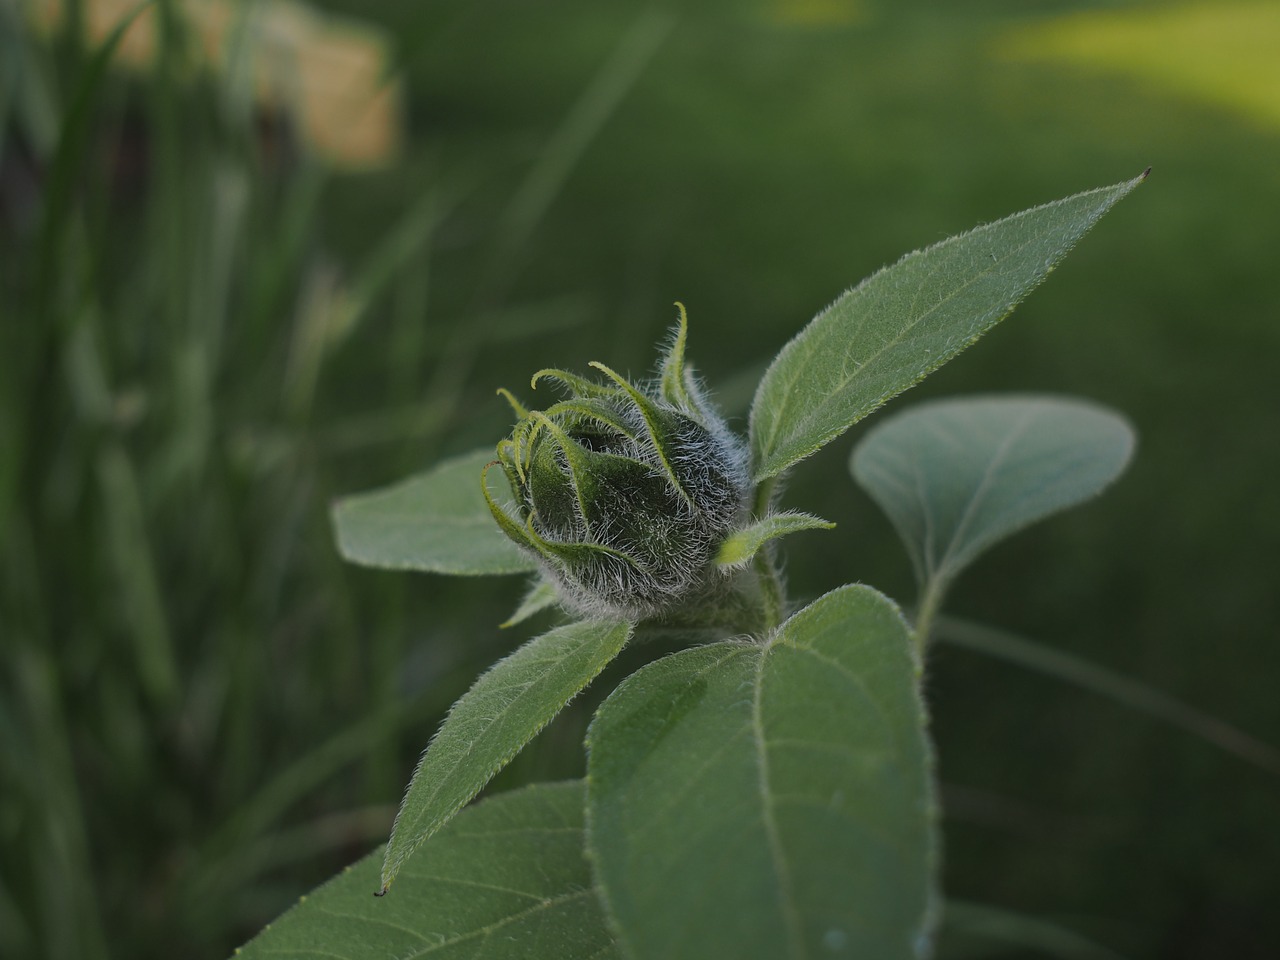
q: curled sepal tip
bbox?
[485,315,750,620]
[659,302,694,409]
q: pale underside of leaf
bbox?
[850,394,1134,590]
[332,447,537,575]
[382,618,631,891]
[749,172,1147,482]
[587,584,936,960]
[233,781,620,960]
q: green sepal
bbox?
[541,397,640,442]
[531,367,620,399]
[496,387,529,419]
[589,361,695,507]
[659,302,695,410]
[525,439,582,538]
[482,461,540,555]
[526,521,647,575]
[528,411,603,535]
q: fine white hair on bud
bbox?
[483,305,750,620]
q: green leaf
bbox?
[233,781,620,960]
[502,578,562,628]
[383,618,631,891]
[850,395,1134,591]
[332,448,538,575]
[749,172,1147,482]
[587,585,936,960]
[714,512,835,568]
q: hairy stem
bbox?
[752,551,786,634]
[912,576,947,662]
[747,476,786,634]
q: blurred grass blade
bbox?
[97,444,179,706]
[203,703,421,856]
[334,187,451,346]
[424,10,674,422]
[333,447,537,575]
[189,695,441,909]
[750,172,1148,483]
[588,585,935,960]
[382,618,631,892]
[9,647,110,960]
[0,4,25,158]
[34,0,154,321]
[493,9,674,272]
[234,781,619,960]
[936,616,1280,776]
[0,873,31,958]
[939,901,1128,960]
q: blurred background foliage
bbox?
[1,0,1277,957]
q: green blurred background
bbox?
[3,0,1277,957]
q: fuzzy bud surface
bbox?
[484,311,749,620]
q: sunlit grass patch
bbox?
[767,0,867,28]
[995,2,1280,130]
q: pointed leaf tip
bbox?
[749,175,1145,482]
[235,783,618,959]
[381,619,632,888]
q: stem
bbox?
[912,576,947,660]
[752,550,786,633]
[749,476,785,634]
[753,475,779,518]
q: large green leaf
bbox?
[587,585,936,960]
[749,173,1146,482]
[382,618,631,891]
[233,781,619,960]
[850,395,1134,592]
[332,448,538,575]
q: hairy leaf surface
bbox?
[234,782,619,960]
[333,448,537,575]
[851,395,1133,589]
[749,173,1146,481]
[587,585,936,960]
[714,512,835,568]
[382,618,630,890]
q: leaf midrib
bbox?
[752,641,804,959]
[756,215,1057,476]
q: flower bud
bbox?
[484,308,749,620]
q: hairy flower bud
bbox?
[484,309,749,620]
